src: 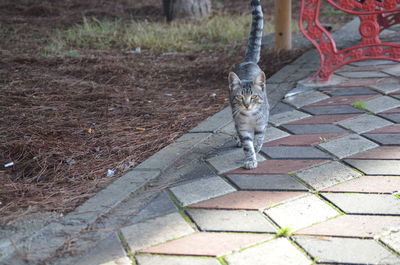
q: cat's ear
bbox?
[253,71,266,90]
[228,72,241,90]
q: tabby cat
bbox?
[228,0,269,169]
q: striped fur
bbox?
[245,0,264,63]
[228,0,269,170]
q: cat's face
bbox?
[228,71,265,112]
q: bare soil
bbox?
[0,0,352,219]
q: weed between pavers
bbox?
[351,101,367,110]
[217,257,229,265]
[276,227,292,237]
[319,137,330,143]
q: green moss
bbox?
[276,227,292,237]
[351,101,367,110]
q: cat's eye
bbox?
[251,95,258,99]
[235,95,244,100]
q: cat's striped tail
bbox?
[244,0,264,63]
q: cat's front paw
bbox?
[243,159,258,170]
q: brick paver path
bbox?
[118,60,400,265]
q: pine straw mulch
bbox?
[0,46,303,218]
[0,0,353,220]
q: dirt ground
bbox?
[0,0,353,220]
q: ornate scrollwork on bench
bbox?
[300,0,400,81]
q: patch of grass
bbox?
[216,257,229,265]
[319,137,330,143]
[352,101,367,110]
[276,227,292,237]
[64,50,80,57]
[47,16,297,54]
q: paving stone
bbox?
[367,124,400,134]
[265,195,339,231]
[270,102,295,115]
[269,109,311,126]
[140,232,272,257]
[136,255,221,265]
[348,146,400,160]
[101,257,131,265]
[136,133,211,172]
[318,134,379,159]
[322,193,400,215]
[281,124,348,134]
[170,176,236,206]
[381,230,400,254]
[320,86,379,96]
[294,237,400,264]
[77,232,128,265]
[323,175,400,193]
[130,191,178,224]
[295,161,361,190]
[284,114,362,125]
[190,107,232,133]
[66,169,161,224]
[338,114,393,133]
[283,91,330,108]
[227,159,328,175]
[264,126,290,143]
[345,159,400,175]
[383,64,400,76]
[297,215,400,238]
[264,133,347,147]
[334,76,390,88]
[336,71,389,78]
[189,191,306,210]
[206,149,265,174]
[260,146,331,159]
[379,113,400,123]
[220,124,290,144]
[186,209,276,233]
[224,238,312,265]
[365,96,400,113]
[382,107,400,114]
[363,133,400,145]
[370,82,400,94]
[120,212,195,252]
[306,94,379,107]
[180,161,217,180]
[226,174,308,191]
[301,105,365,115]
[351,60,399,66]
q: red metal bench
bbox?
[300,0,400,81]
